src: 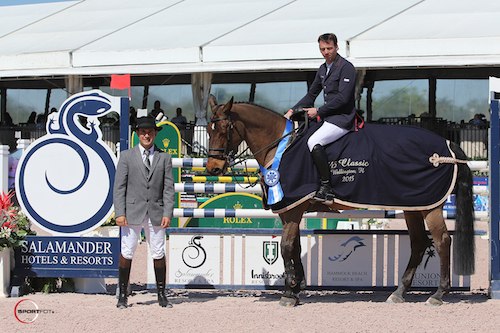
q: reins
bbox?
[208,105,308,189]
[230,109,312,167]
[228,122,300,189]
[229,126,298,168]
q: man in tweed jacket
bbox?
[113,116,174,309]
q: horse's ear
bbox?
[208,94,217,113]
[222,97,234,115]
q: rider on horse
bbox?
[286,33,357,203]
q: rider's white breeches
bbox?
[307,121,349,151]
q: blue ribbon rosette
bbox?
[259,120,293,205]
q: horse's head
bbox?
[206,96,244,175]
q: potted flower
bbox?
[0,191,35,297]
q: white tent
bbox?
[0,0,499,78]
[348,0,500,68]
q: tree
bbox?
[372,87,428,120]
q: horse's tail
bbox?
[450,142,475,275]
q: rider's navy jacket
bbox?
[293,54,357,131]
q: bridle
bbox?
[208,109,299,168]
[207,113,238,162]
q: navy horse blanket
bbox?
[269,122,457,213]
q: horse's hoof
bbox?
[425,297,443,306]
[279,296,299,307]
[300,279,306,290]
[386,293,405,304]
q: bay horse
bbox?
[205,97,475,307]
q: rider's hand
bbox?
[284,109,293,119]
[304,107,318,119]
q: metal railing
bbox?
[1,120,488,160]
[0,125,121,153]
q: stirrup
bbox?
[313,183,335,202]
[313,193,335,202]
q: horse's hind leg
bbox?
[424,207,451,306]
[387,211,431,304]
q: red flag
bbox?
[110,74,130,90]
[110,74,131,97]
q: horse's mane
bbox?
[232,101,282,116]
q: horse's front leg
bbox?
[279,221,301,307]
[294,233,306,291]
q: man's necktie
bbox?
[144,149,151,174]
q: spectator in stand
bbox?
[171,107,187,129]
[46,107,58,124]
[27,111,37,125]
[35,113,46,129]
[470,113,487,128]
[150,100,168,121]
[2,112,13,126]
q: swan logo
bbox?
[328,236,366,262]
[15,90,124,236]
[182,235,206,268]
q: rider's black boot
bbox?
[116,260,131,309]
[311,144,335,202]
[154,258,172,308]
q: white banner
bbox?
[321,234,373,286]
[169,234,220,285]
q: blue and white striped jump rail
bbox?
[172,158,259,169]
[173,208,487,219]
[175,183,488,195]
[173,158,488,172]
[175,183,261,194]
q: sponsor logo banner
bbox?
[169,235,220,285]
[14,235,119,278]
[322,234,372,286]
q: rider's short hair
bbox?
[318,33,338,46]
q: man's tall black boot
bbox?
[311,144,335,202]
[154,258,172,308]
[117,255,131,309]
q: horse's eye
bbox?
[211,123,215,131]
